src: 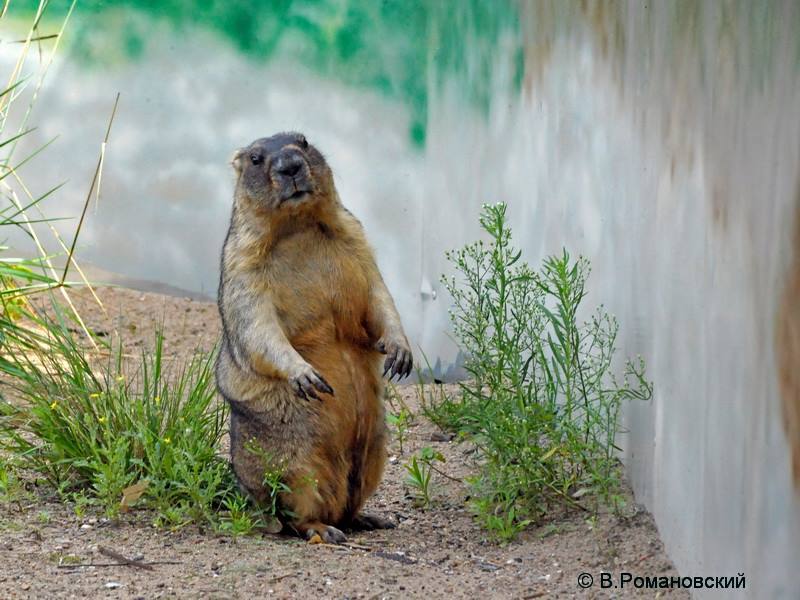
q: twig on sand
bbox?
[342,541,373,551]
[98,546,153,570]
[371,550,418,565]
[314,542,353,551]
[429,464,463,483]
[57,560,182,570]
[313,541,373,552]
[266,571,300,584]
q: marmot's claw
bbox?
[391,356,402,380]
[291,369,334,401]
[291,379,308,400]
[382,345,413,381]
[314,372,334,396]
[400,350,413,378]
[301,378,321,400]
[383,348,398,377]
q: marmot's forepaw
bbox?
[376,338,413,381]
[290,365,334,400]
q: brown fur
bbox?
[215,132,412,542]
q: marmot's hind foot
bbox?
[348,513,396,531]
[301,521,347,544]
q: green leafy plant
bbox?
[427,202,652,540]
[0,319,246,527]
[404,446,445,508]
[218,491,264,537]
[242,440,293,531]
[0,458,29,505]
[385,383,414,454]
[416,352,460,433]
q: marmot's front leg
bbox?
[222,283,334,399]
[366,275,413,380]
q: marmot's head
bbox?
[232,132,333,210]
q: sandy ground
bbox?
[0,287,685,599]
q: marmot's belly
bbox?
[224,339,384,476]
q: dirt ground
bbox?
[0,287,685,599]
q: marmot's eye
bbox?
[297,135,308,149]
[250,153,264,165]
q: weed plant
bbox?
[0,314,264,531]
[385,383,414,454]
[404,446,445,508]
[425,203,652,540]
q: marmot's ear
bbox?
[230,148,245,173]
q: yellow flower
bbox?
[163,437,171,444]
[50,401,58,410]
[89,393,101,399]
[154,396,161,405]
[98,416,106,424]
[116,375,125,383]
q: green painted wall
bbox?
[20,0,523,146]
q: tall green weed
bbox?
[425,203,652,540]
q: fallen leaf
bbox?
[120,480,149,512]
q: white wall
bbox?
[416,3,800,596]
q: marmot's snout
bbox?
[272,148,313,203]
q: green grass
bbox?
[0,311,269,532]
[424,203,652,541]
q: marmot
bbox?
[215,132,412,543]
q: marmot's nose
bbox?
[273,152,304,178]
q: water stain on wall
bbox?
[778,174,800,486]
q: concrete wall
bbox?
[3,1,799,596]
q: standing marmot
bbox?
[215,132,412,543]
